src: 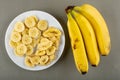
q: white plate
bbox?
[5,10,65,71]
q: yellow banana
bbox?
[66,12,88,74]
[72,10,100,66]
[74,4,111,55]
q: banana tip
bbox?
[91,65,97,67]
[65,6,75,13]
[81,72,87,75]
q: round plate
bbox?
[5,10,65,71]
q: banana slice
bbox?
[14,21,25,32]
[31,56,40,65]
[35,50,46,56]
[14,49,24,57]
[16,41,22,46]
[36,37,41,44]
[43,27,61,38]
[46,46,56,55]
[22,34,32,45]
[29,27,40,38]
[26,45,33,55]
[25,16,36,28]
[30,38,37,47]
[49,36,60,43]
[16,44,27,55]
[49,54,56,61]
[25,56,35,67]
[31,16,38,23]
[37,38,53,51]
[9,40,17,48]
[37,20,48,31]
[22,28,29,35]
[11,32,21,42]
[53,40,60,49]
[49,36,60,50]
[39,55,49,65]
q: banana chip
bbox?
[16,44,27,54]
[39,55,49,65]
[37,38,53,51]
[35,50,46,56]
[30,38,37,47]
[49,54,56,61]
[31,56,40,65]
[53,40,60,49]
[37,20,48,31]
[11,32,21,42]
[22,34,32,45]
[26,45,33,55]
[43,27,61,38]
[31,16,38,23]
[9,40,17,48]
[22,28,29,35]
[25,56,35,67]
[14,49,24,57]
[46,46,56,55]
[29,27,40,38]
[25,16,36,28]
[14,22,25,32]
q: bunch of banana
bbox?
[65,4,111,74]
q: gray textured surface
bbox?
[0,0,120,79]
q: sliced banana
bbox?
[26,45,33,55]
[29,27,40,38]
[30,38,37,47]
[25,56,35,67]
[9,40,17,48]
[31,15,38,23]
[31,56,40,65]
[16,44,27,55]
[14,21,25,32]
[39,55,49,65]
[11,32,21,42]
[53,40,60,49]
[49,36,60,43]
[14,49,24,57]
[22,28,29,35]
[36,37,41,44]
[25,16,36,28]
[49,54,56,61]
[46,46,56,55]
[40,37,50,43]
[22,34,32,45]
[16,41,22,46]
[37,20,48,31]
[35,50,46,56]
[43,27,61,38]
[37,38,53,51]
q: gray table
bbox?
[0,0,120,79]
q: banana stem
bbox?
[65,6,75,13]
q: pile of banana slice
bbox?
[9,15,61,67]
